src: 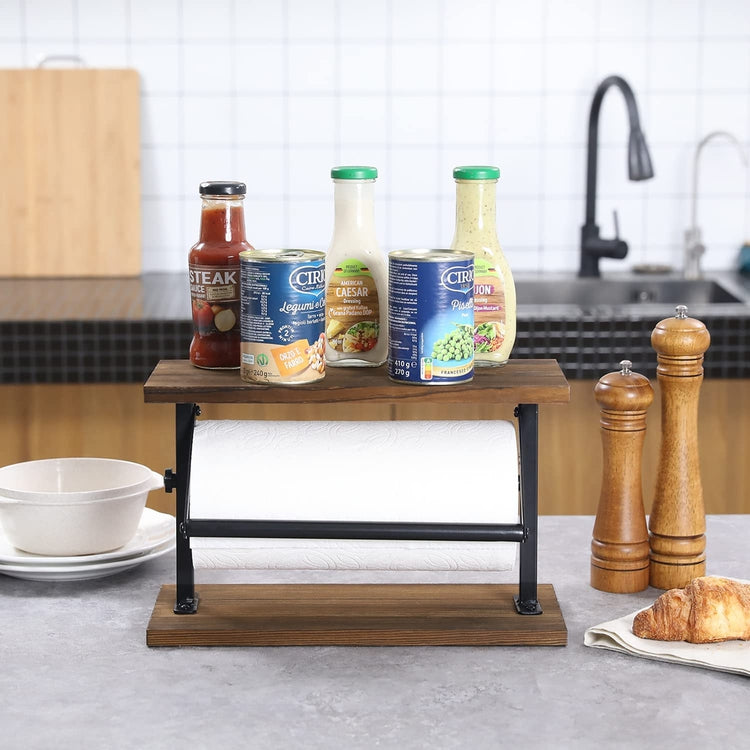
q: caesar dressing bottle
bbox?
[325,166,387,367]
[449,166,516,365]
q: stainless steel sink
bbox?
[515,277,745,308]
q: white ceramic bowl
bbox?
[0,458,164,556]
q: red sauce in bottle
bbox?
[188,182,253,369]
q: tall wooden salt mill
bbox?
[649,304,711,590]
[591,360,654,593]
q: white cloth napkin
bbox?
[584,599,750,677]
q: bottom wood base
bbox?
[146,583,567,647]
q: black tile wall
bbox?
[1,314,747,384]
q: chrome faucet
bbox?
[684,130,748,279]
[580,75,654,278]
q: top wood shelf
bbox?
[143,359,570,406]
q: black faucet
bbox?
[580,75,654,278]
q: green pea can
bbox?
[387,249,474,385]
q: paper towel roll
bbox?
[190,420,519,571]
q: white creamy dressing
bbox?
[325,178,388,367]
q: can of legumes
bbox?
[240,249,326,385]
[388,249,474,384]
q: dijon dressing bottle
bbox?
[325,166,387,367]
[449,166,516,365]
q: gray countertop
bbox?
[2,514,748,749]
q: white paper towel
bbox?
[189,420,519,571]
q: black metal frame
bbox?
[166,402,542,616]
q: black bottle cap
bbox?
[199,181,246,196]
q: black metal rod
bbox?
[516,403,542,614]
[174,402,199,614]
[186,518,526,543]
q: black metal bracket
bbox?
[170,400,544,617]
[163,469,176,493]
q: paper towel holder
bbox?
[144,359,571,647]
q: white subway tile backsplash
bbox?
[390,94,440,145]
[235,43,285,93]
[542,145,587,198]
[247,199,286,249]
[339,0,388,41]
[287,0,336,41]
[339,95,388,145]
[440,94,491,146]
[234,1,285,41]
[0,43,24,66]
[494,41,544,93]
[140,95,181,148]
[130,42,181,95]
[544,0,598,40]
[236,95,286,147]
[390,42,440,93]
[76,0,128,40]
[287,42,336,92]
[235,147,286,198]
[389,148,440,198]
[649,41,700,92]
[288,145,338,195]
[594,41,649,100]
[182,96,234,147]
[597,0,650,39]
[141,146,181,198]
[287,198,331,250]
[288,95,337,145]
[129,0,180,40]
[645,93,698,144]
[544,40,597,93]
[493,94,543,145]
[25,0,75,39]
[698,93,750,139]
[702,0,750,36]
[700,41,750,91]
[441,42,492,93]
[391,0,440,40]
[443,0,493,41]
[183,147,237,197]
[180,0,231,40]
[650,0,701,39]
[494,0,544,40]
[182,43,236,95]
[340,42,388,93]
[13,1,748,273]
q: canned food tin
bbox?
[240,249,326,385]
[388,249,474,384]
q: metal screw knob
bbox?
[619,360,632,375]
[675,304,688,319]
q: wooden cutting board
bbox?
[0,68,141,277]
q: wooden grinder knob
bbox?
[591,360,654,593]
[649,305,711,590]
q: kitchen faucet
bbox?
[580,75,654,277]
[684,130,748,279]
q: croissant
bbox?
[632,576,750,644]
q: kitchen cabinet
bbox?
[0,378,747,514]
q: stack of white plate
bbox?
[0,508,175,581]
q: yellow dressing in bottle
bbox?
[449,166,516,365]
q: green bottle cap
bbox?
[331,166,378,180]
[453,166,500,180]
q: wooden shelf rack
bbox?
[144,359,570,647]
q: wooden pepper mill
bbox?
[649,304,711,590]
[591,360,654,593]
